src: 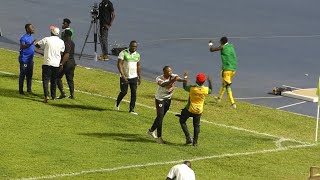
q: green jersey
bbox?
[221,43,237,71]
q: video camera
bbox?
[90,2,99,19]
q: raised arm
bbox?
[208,40,223,52]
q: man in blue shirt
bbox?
[19,24,36,95]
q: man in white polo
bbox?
[166,161,196,180]
[35,26,65,103]
[115,40,141,114]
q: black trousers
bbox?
[57,62,76,96]
[100,26,109,56]
[42,65,59,99]
[116,77,138,112]
[150,98,171,137]
[19,61,33,93]
[179,108,201,144]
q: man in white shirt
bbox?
[35,26,65,103]
[115,40,141,114]
[167,161,196,180]
[147,66,187,144]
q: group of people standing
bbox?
[18,0,238,147]
[18,18,76,103]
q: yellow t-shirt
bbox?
[184,85,211,114]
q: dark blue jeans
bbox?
[19,61,34,93]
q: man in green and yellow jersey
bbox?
[179,73,212,146]
[209,36,237,109]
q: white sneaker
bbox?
[231,104,237,109]
[115,102,119,111]
[147,130,157,138]
[216,97,221,103]
[129,111,138,115]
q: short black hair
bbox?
[163,65,170,72]
[63,18,71,24]
[25,23,32,31]
[220,37,228,44]
[64,29,73,37]
[130,40,137,45]
[184,161,192,168]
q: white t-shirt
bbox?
[167,164,195,180]
[36,36,65,67]
[118,50,140,79]
[155,74,178,100]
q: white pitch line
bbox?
[0,70,15,75]
[281,85,302,90]
[16,143,316,180]
[141,34,320,44]
[235,96,283,100]
[276,101,307,110]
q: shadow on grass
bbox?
[0,87,43,102]
[79,132,155,143]
[79,132,185,146]
[50,104,108,111]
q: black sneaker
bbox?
[57,94,67,99]
[68,95,75,99]
[185,138,193,145]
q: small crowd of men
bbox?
[18,19,76,103]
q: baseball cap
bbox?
[50,26,60,36]
[196,73,206,83]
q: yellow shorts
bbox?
[221,70,236,85]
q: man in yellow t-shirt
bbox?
[179,73,212,146]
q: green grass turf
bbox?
[0,48,319,179]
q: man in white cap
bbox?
[35,26,65,103]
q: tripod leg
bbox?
[79,21,93,60]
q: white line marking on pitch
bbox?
[235,96,283,100]
[0,70,15,75]
[276,101,307,110]
[142,34,320,44]
[281,85,302,90]
[16,144,316,180]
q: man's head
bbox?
[220,36,228,45]
[183,161,192,168]
[196,73,206,85]
[62,18,71,29]
[50,26,60,36]
[129,40,138,53]
[163,66,173,78]
[25,24,35,34]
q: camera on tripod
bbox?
[90,2,99,19]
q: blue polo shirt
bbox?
[19,34,35,63]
